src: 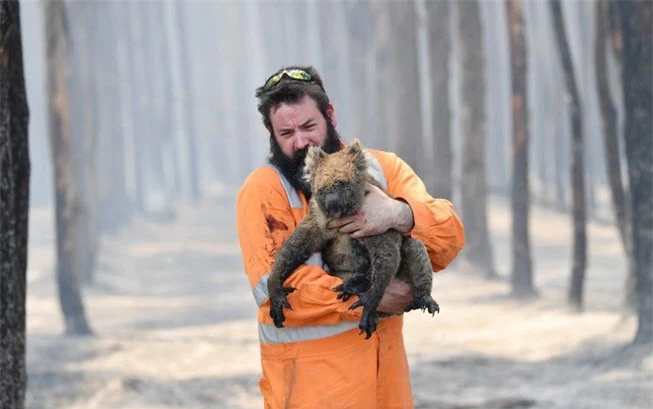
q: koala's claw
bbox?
[334,275,369,302]
[269,286,296,328]
[404,295,440,316]
[358,306,379,339]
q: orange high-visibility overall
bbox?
[237,149,465,409]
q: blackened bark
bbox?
[594,1,636,309]
[426,0,453,200]
[45,0,92,336]
[0,1,30,406]
[507,0,535,298]
[459,0,496,279]
[550,0,587,311]
[619,0,653,345]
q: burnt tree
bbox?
[550,0,588,311]
[426,0,453,200]
[459,0,496,279]
[45,0,93,335]
[594,1,635,308]
[0,1,30,406]
[507,0,536,298]
[619,0,653,345]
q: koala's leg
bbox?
[268,222,325,328]
[334,272,371,301]
[400,238,439,315]
[350,234,402,338]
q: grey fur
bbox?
[267,140,439,338]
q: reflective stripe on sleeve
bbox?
[251,253,326,307]
[258,321,359,344]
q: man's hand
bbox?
[377,279,413,314]
[327,183,414,238]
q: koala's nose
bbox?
[324,193,341,215]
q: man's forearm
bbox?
[392,199,415,234]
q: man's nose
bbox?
[294,132,310,150]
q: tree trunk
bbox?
[175,1,201,203]
[70,1,100,283]
[619,0,653,346]
[45,0,93,336]
[594,0,636,309]
[0,1,30,406]
[507,0,536,298]
[388,1,424,175]
[370,1,394,151]
[344,1,373,144]
[550,0,587,312]
[459,0,496,279]
[426,0,453,200]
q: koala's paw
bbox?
[333,274,370,302]
[269,286,296,328]
[358,306,379,339]
[404,295,440,316]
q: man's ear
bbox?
[326,103,337,128]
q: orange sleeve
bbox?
[236,167,361,327]
[374,151,465,272]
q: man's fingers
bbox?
[338,222,359,234]
[328,217,355,229]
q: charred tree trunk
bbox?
[550,0,588,312]
[594,1,636,309]
[45,0,92,336]
[426,0,453,200]
[388,1,424,174]
[175,1,201,203]
[459,0,496,279]
[619,0,653,345]
[507,0,536,298]
[0,1,30,406]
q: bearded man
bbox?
[236,66,465,409]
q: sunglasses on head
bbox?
[262,68,323,91]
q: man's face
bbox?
[269,95,336,157]
[268,95,340,198]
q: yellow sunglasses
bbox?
[262,69,323,91]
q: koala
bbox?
[267,139,439,338]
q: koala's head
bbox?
[303,139,369,219]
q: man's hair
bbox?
[255,65,331,130]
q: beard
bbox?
[268,119,342,200]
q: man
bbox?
[236,66,465,409]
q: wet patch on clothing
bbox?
[265,215,288,232]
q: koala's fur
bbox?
[267,139,439,338]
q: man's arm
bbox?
[237,168,362,327]
[326,151,465,272]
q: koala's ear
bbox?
[347,139,368,172]
[348,139,363,155]
[303,145,325,182]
